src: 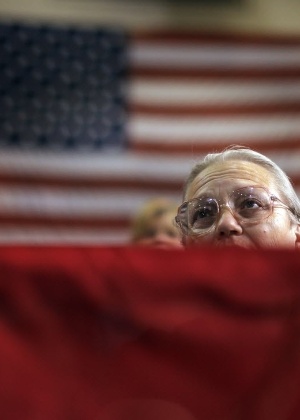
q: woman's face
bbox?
[135,211,183,249]
[183,160,300,249]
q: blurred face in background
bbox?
[134,209,182,249]
[131,198,183,249]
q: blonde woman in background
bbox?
[131,198,183,249]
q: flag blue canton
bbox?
[0,23,128,151]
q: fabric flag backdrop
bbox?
[0,22,300,244]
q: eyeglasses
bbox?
[175,186,292,236]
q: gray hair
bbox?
[183,145,300,223]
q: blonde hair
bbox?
[131,198,179,242]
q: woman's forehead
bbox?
[186,160,276,199]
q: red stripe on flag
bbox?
[0,175,183,192]
[0,215,131,230]
[131,30,300,45]
[130,68,300,80]
[130,103,300,117]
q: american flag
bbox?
[0,22,300,244]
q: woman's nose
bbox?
[153,232,176,243]
[215,206,243,237]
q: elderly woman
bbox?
[175,146,300,249]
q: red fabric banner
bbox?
[0,245,300,419]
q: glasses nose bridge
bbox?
[218,201,238,219]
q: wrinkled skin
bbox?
[184,160,300,249]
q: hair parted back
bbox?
[183,145,300,223]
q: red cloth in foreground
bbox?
[0,246,300,419]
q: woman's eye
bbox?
[241,199,261,209]
[192,208,214,222]
[143,228,156,238]
[196,208,210,218]
[166,229,178,238]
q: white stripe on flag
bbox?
[130,42,300,69]
[130,79,300,106]
[129,115,300,143]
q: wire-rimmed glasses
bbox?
[175,186,292,236]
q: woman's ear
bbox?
[295,224,300,250]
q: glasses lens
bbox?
[187,197,218,233]
[176,202,189,232]
[230,187,271,221]
[177,186,273,235]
